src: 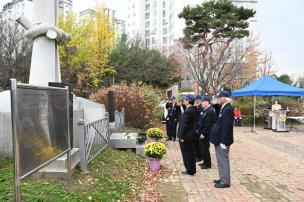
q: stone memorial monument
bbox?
[0,0,70,155]
[17,0,71,86]
[0,0,106,161]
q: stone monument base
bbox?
[33,148,80,180]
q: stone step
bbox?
[38,148,80,173]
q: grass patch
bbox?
[0,149,146,202]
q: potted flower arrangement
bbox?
[144,142,166,172]
[146,128,165,142]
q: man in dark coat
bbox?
[167,96,181,141]
[177,94,198,176]
[197,96,217,169]
[165,98,172,139]
[210,91,234,188]
[193,95,204,162]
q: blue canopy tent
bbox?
[232,76,304,132]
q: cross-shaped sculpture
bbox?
[16,0,71,86]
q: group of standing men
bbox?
[164,90,234,188]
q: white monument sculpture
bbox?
[17,0,71,86]
[0,0,71,113]
[1,0,106,158]
[0,0,71,157]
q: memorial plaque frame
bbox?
[10,79,71,201]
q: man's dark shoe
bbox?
[214,183,230,188]
[166,138,172,141]
[213,179,221,183]
[181,171,188,175]
[201,165,211,169]
[198,162,204,166]
[173,138,176,141]
[181,171,195,176]
[195,158,203,162]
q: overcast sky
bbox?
[1,0,303,78]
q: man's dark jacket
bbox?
[165,103,172,118]
[197,105,217,137]
[210,103,234,146]
[177,105,198,143]
[168,104,181,121]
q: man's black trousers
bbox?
[179,141,196,175]
[168,119,177,139]
[201,136,211,167]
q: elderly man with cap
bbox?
[167,96,181,141]
[177,94,198,176]
[196,96,217,169]
[210,90,234,188]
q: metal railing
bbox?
[115,108,125,132]
[77,113,110,172]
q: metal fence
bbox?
[115,108,125,132]
[77,113,110,172]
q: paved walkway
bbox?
[159,126,304,202]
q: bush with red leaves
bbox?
[90,83,160,129]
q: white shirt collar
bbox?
[221,102,229,109]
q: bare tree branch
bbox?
[0,21,31,90]
[178,37,256,95]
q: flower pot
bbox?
[148,157,161,172]
[150,138,160,142]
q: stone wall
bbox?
[0,113,12,157]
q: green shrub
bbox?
[154,106,164,122]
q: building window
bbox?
[152,37,155,44]
[145,21,150,28]
[163,28,167,35]
[146,38,150,46]
[163,37,167,44]
[145,12,150,19]
[163,1,166,8]
[145,30,150,36]
[163,10,166,17]
[145,4,150,11]
[152,27,156,34]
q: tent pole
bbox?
[252,96,256,133]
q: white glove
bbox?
[220,143,227,149]
[200,134,205,139]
